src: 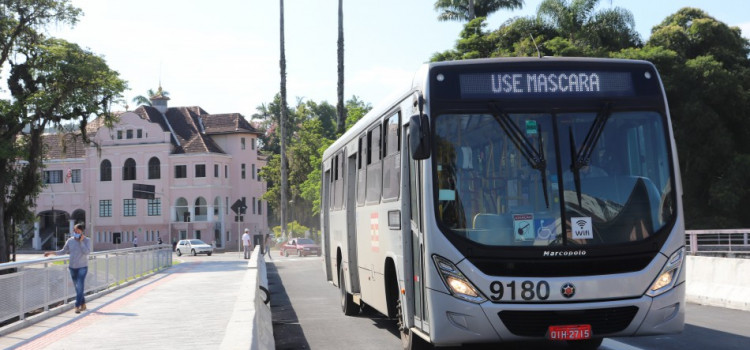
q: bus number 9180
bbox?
[489,280,550,301]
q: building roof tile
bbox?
[42,133,86,160]
[84,104,257,156]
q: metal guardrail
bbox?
[0,245,172,327]
[686,229,750,256]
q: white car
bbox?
[175,239,213,256]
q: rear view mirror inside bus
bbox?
[409,114,431,160]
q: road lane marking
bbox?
[602,338,645,350]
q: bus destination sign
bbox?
[459,71,634,99]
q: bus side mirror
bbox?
[409,114,431,160]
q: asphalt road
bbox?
[269,254,750,350]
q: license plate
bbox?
[547,324,592,340]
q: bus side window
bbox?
[335,151,345,210]
[357,135,366,205]
[339,151,345,209]
[366,124,382,203]
[330,158,335,210]
[383,112,400,200]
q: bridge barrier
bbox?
[686,229,750,256]
[0,245,173,336]
[686,256,750,311]
[220,246,274,350]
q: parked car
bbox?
[280,238,320,257]
[175,239,213,256]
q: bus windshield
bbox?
[433,110,674,247]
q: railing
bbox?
[0,245,172,328]
[686,229,750,256]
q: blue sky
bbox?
[46,0,749,120]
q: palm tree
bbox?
[537,0,640,51]
[279,0,289,240]
[131,87,169,107]
[434,0,524,22]
[336,0,345,135]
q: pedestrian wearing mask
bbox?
[45,223,91,314]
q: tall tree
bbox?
[259,95,370,231]
[344,96,372,130]
[431,17,500,61]
[616,8,750,228]
[434,0,524,22]
[131,87,170,107]
[279,0,289,239]
[336,0,345,135]
[537,0,640,53]
[0,1,127,262]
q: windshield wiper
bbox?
[490,105,549,208]
[569,102,613,205]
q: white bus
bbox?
[321,57,685,349]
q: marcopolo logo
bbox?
[542,250,587,257]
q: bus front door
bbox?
[407,130,428,333]
[322,168,333,282]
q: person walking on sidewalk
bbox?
[133,236,138,247]
[242,228,251,259]
[44,223,90,314]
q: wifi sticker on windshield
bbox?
[571,217,593,239]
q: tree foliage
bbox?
[131,87,170,107]
[0,0,127,262]
[434,0,524,22]
[257,95,371,231]
[615,8,750,228]
[431,4,750,228]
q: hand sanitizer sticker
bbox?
[571,217,593,239]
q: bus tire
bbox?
[567,338,603,350]
[397,298,431,350]
[340,268,357,316]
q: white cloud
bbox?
[349,66,416,106]
[738,22,750,39]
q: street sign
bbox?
[133,183,156,199]
[231,199,247,215]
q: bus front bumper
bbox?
[425,281,685,346]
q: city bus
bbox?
[320,57,685,349]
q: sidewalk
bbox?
[0,252,260,350]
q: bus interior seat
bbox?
[565,175,660,210]
[597,177,659,242]
[564,175,662,235]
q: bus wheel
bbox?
[339,268,357,316]
[567,338,603,350]
[397,298,432,350]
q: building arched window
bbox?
[123,158,136,181]
[100,160,112,181]
[213,196,221,217]
[176,198,189,222]
[194,197,208,221]
[148,157,161,179]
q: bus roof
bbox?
[322,57,657,161]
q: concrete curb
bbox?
[220,246,275,350]
[686,256,750,311]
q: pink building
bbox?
[32,93,268,251]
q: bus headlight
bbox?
[433,255,486,304]
[647,247,685,297]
